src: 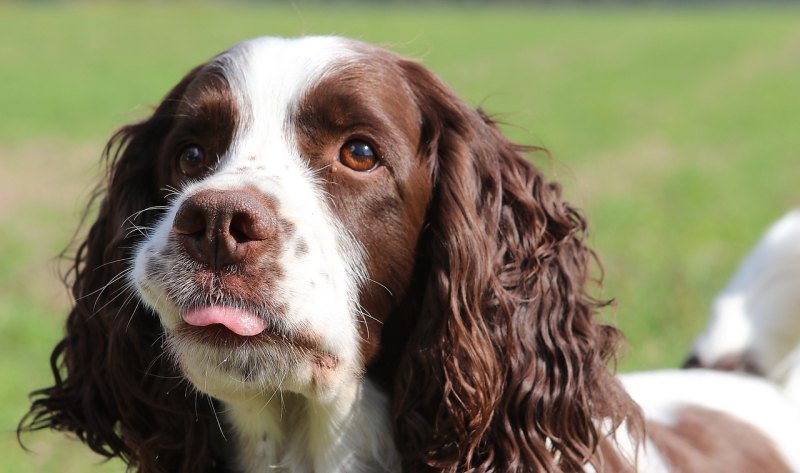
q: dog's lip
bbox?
[182,305,268,336]
[174,306,339,368]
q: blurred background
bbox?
[2,1,798,471]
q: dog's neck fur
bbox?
[224,379,399,473]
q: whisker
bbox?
[365,277,393,298]
[208,396,227,441]
[79,262,134,301]
[124,224,152,240]
[123,292,145,333]
[87,268,134,314]
[128,205,170,222]
[91,256,135,272]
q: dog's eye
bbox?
[339,140,378,172]
[178,145,207,178]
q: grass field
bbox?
[2,3,799,471]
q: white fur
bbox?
[228,379,398,473]
[130,37,800,472]
[689,210,800,387]
[620,369,800,471]
[131,36,399,472]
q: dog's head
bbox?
[23,37,637,472]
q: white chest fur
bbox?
[225,379,399,473]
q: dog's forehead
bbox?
[220,36,360,119]
[201,36,370,171]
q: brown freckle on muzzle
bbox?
[315,353,338,370]
[279,218,296,237]
[294,238,309,257]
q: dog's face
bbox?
[131,37,432,402]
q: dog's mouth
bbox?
[173,304,338,369]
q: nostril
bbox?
[173,203,207,237]
[229,208,273,243]
[229,216,249,244]
[173,199,213,265]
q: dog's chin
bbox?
[167,326,347,403]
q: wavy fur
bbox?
[20,39,641,473]
[389,60,640,472]
[19,68,223,473]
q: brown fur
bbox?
[590,438,636,473]
[19,58,238,473]
[647,406,792,473]
[20,40,643,472]
[383,56,641,472]
[294,54,433,364]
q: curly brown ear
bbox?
[392,61,641,472]
[19,67,223,473]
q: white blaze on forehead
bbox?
[212,36,366,364]
[222,36,356,150]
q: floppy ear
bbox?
[19,67,224,473]
[391,61,641,471]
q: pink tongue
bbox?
[182,306,267,336]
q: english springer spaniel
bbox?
[21,36,800,473]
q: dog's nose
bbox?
[173,189,275,268]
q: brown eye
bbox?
[178,145,207,177]
[339,140,378,172]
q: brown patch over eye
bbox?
[339,140,378,172]
[178,145,208,178]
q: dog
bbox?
[21,36,800,473]
[686,210,800,402]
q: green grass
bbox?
[2,3,799,471]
